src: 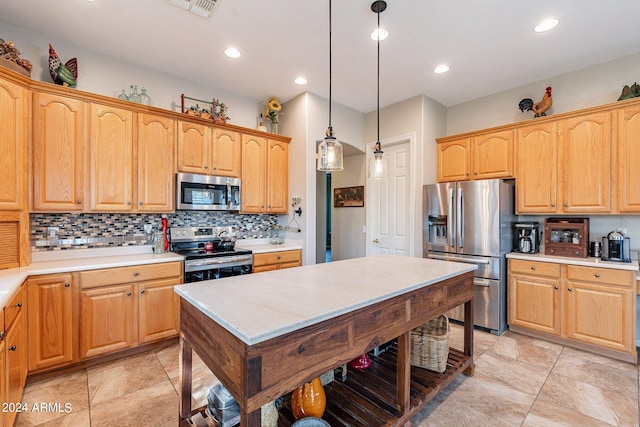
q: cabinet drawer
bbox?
[80,261,182,289]
[509,259,560,277]
[566,265,634,287]
[4,284,25,331]
[254,250,301,267]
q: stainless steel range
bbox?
[170,227,253,283]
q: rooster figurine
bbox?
[519,86,552,117]
[48,44,78,87]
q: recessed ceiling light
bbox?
[434,65,450,74]
[294,77,308,85]
[224,47,241,59]
[534,18,558,33]
[370,28,389,41]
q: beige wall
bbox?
[331,154,366,261]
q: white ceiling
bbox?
[2,0,640,113]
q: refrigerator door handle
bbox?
[457,187,464,249]
[474,278,492,287]
[448,188,455,247]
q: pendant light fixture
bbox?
[368,0,388,179]
[317,0,344,172]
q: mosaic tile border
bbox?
[31,212,279,251]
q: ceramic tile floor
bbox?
[14,324,640,427]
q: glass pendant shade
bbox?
[317,135,344,171]
[368,148,388,179]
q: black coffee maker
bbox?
[601,231,631,262]
[514,222,539,254]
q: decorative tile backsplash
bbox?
[31,212,279,251]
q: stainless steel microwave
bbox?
[175,173,241,211]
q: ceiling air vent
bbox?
[167,0,222,19]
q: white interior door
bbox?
[367,140,411,256]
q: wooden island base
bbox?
[177,260,475,427]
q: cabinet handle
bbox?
[268,205,271,209]
[139,202,143,206]
[77,199,82,205]
[474,172,478,175]
[15,302,22,308]
[564,203,568,207]
[594,273,600,278]
[277,256,281,260]
[204,165,209,169]
[298,345,305,354]
[213,166,217,170]
[554,286,559,290]
[133,272,139,277]
[140,290,145,294]
[127,201,132,205]
[551,203,555,208]
[64,283,70,288]
[0,331,4,340]
[8,345,16,351]
[126,292,132,296]
[568,287,573,292]
[530,266,535,270]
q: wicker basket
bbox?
[410,315,449,373]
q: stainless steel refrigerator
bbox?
[423,179,514,334]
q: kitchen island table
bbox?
[175,255,476,426]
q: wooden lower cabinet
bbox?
[0,338,6,427]
[27,273,76,371]
[79,262,182,359]
[253,249,302,273]
[80,283,136,359]
[4,284,27,427]
[508,259,636,362]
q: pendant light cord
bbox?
[376,7,380,151]
[328,0,333,135]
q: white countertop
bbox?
[506,252,640,273]
[235,239,303,254]
[174,255,477,346]
[0,246,183,309]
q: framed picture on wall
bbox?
[334,186,364,207]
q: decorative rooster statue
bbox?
[48,44,78,87]
[519,86,552,117]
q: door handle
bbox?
[373,239,380,243]
[448,188,455,247]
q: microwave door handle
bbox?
[448,188,454,247]
[226,182,231,209]
[457,187,464,249]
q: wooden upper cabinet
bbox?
[437,137,471,182]
[32,92,85,211]
[137,113,175,212]
[241,134,267,213]
[559,111,612,213]
[0,78,28,211]
[472,130,514,179]
[516,122,558,213]
[266,139,289,213]
[177,121,211,174]
[212,129,241,177]
[89,104,134,211]
[616,104,640,213]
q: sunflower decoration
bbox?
[264,97,282,123]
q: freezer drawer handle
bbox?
[474,281,491,287]
[428,254,490,264]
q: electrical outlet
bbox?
[47,227,59,239]
[362,226,367,234]
[144,224,153,234]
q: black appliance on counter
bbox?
[513,222,539,254]
[170,226,253,283]
[601,231,632,263]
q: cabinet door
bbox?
[5,309,27,423]
[565,281,633,353]
[508,274,561,335]
[0,339,6,427]
[89,104,134,211]
[177,121,212,174]
[0,78,28,210]
[266,139,289,213]
[27,273,75,371]
[79,284,136,359]
[241,134,267,213]
[137,113,175,212]
[437,138,471,182]
[515,122,558,213]
[32,93,85,211]
[472,130,514,179]
[616,105,640,213]
[138,278,180,343]
[212,129,241,177]
[559,111,612,213]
